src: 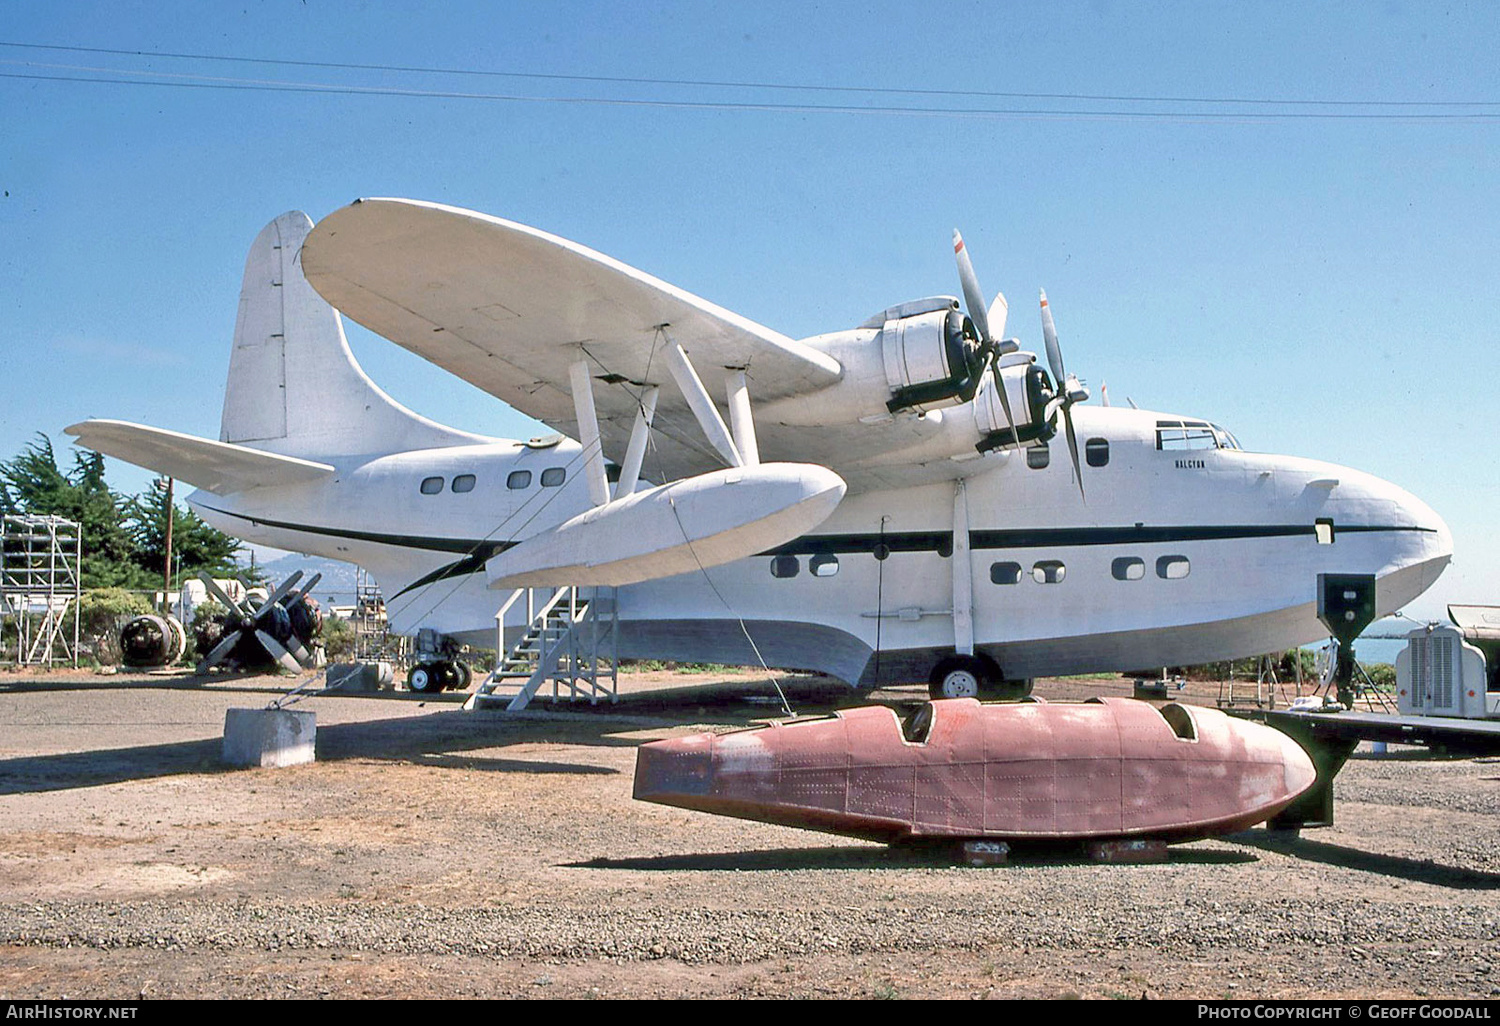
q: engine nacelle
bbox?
[770,296,985,426]
[972,356,1058,452]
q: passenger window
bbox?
[420,476,444,495]
[1111,556,1145,581]
[452,474,476,493]
[990,561,1022,585]
[810,554,839,578]
[540,467,566,487]
[1032,560,1066,584]
[771,555,799,579]
[1026,445,1050,470]
[1085,438,1109,467]
[506,470,532,490]
[1315,518,1335,545]
[1157,555,1190,580]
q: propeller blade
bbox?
[255,571,304,622]
[255,629,305,675]
[1062,404,1087,503]
[1039,288,1066,386]
[286,572,323,609]
[198,574,248,620]
[283,635,313,667]
[988,354,1022,451]
[953,230,991,343]
[986,292,1009,343]
[197,630,241,674]
[1101,381,1111,408]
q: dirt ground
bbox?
[1,665,1497,1000]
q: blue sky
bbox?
[2,1,1497,620]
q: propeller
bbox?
[952,230,1021,448]
[1039,289,1089,500]
[195,570,314,674]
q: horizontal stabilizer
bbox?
[65,419,335,495]
[486,463,846,588]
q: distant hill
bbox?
[251,551,369,607]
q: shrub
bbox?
[77,588,153,665]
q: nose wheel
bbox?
[928,655,1031,701]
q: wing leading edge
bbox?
[300,198,843,484]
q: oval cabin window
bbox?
[770,555,799,579]
[540,468,566,487]
[1156,555,1191,580]
[452,474,476,493]
[1111,556,1145,581]
[1085,438,1110,467]
[809,554,839,578]
[506,470,532,490]
[1032,560,1066,584]
[990,562,1023,585]
[1026,445,1050,470]
[420,476,444,495]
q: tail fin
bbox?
[221,211,487,459]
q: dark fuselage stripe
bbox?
[199,504,1432,592]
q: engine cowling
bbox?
[876,301,984,413]
[772,296,986,426]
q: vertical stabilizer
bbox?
[221,211,488,459]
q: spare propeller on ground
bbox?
[194,570,322,675]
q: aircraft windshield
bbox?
[1155,420,1241,451]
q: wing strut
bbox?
[616,385,660,498]
[952,479,975,657]
[725,369,760,467]
[569,358,612,507]
[662,335,743,468]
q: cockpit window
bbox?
[1210,424,1242,450]
[1156,420,1240,452]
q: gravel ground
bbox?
[1,667,1497,1000]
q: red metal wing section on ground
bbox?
[633,698,1316,845]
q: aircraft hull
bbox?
[633,698,1316,844]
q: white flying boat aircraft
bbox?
[68,201,1452,699]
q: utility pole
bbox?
[162,476,174,614]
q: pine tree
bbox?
[0,435,245,590]
[129,477,243,586]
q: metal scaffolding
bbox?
[1,514,82,667]
[352,566,407,665]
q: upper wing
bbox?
[66,420,334,495]
[300,198,843,483]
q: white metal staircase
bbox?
[463,585,619,711]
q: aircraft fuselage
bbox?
[190,403,1451,687]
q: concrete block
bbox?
[223,707,316,768]
[1133,679,1169,700]
[326,661,393,692]
[960,840,1010,867]
[1087,838,1169,864]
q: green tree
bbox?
[128,477,243,586]
[0,435,148,588]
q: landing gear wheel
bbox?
[407,663,441,694]
[437,661,461,690]
[981,677,1034,702]
[929,655,997,700]
[453,662,472,689]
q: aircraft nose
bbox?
[1387,480,1454,569]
